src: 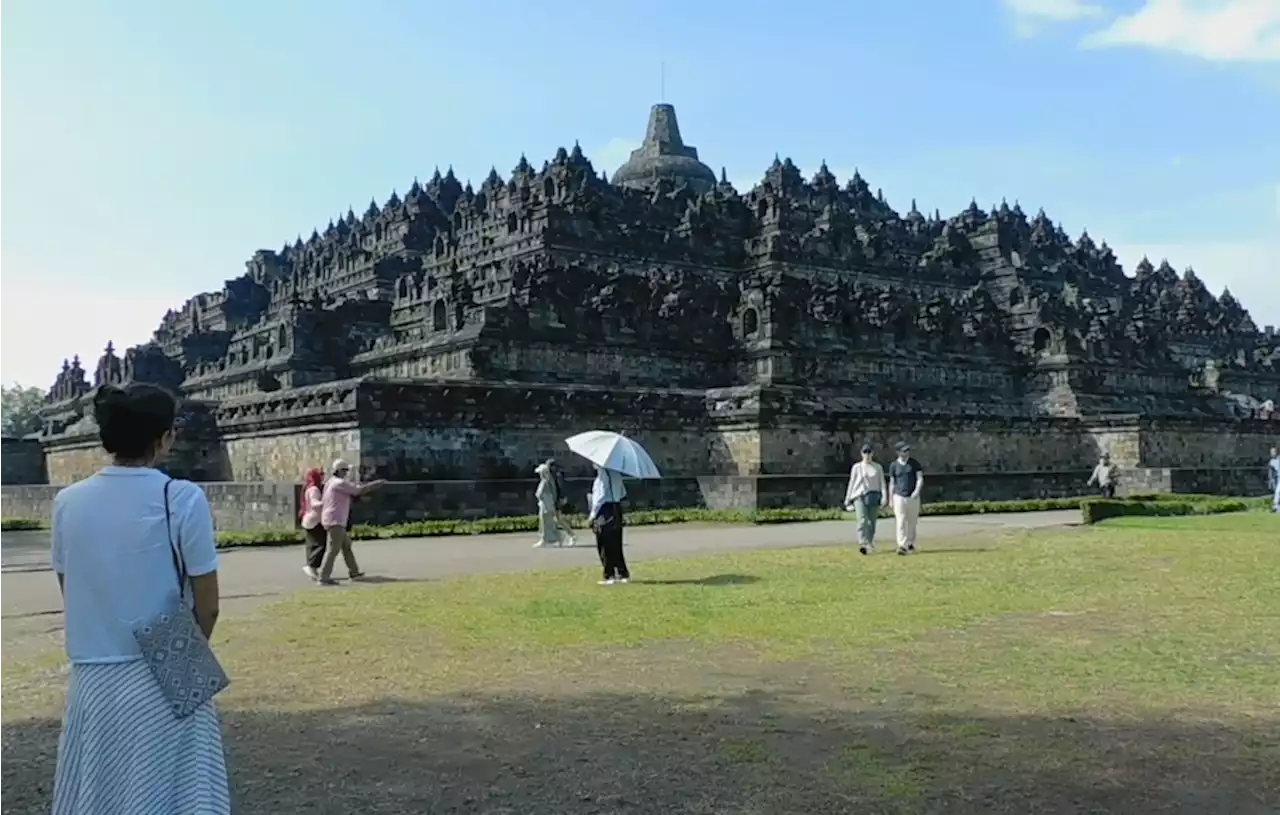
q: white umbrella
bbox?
[565,431,663,479]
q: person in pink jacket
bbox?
[317,459,386,585]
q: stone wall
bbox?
[2,485,58,521]
[201,482,298,531]
[222,427,361,481]
[758,416,1099,476]
[1120,467,1272,498]
[353,379,715,479]
[1137,419,1276,468]
[1,438,46,485]
[43,437,111,485]
[0,482,298,531]
[1083,420,1142,466]
[41,431,231,486]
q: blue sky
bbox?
[3,0,1277,388]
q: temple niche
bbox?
[25,101,1277,489]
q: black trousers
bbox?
[304,525,326,569]
[1099,484,1116,498]
[594,502,629,580]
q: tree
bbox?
[1,384,46,438]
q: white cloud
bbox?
[1079,0,1280,62]
[1003,0,1108,36]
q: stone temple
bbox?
[5,103,1277,526]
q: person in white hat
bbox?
[317,459,387,585]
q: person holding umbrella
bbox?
[565,430,663,586]
[588,465,629,584]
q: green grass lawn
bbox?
[3,515,1278,814]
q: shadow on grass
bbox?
[631,573,760,587]
[4,690,1276,814]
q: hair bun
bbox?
[92,383,179,459]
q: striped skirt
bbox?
[53,660,231,814]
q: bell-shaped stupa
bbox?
[611,103,718,195]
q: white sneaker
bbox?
[858,543,875,555]
[532,541,545,548]
[617,577,630,584]
[303,566,318,580]
[598,578,616,586]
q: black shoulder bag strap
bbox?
[163,479,188,600]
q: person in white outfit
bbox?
[843,443,885,555]
[532,460,575,547]
[887,442,924,555]
[1268,446,1279,513]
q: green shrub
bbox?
[1082,498,1250,525]
[2,494,1263,546]
[211,497,1088,548]
[0,517,44,531]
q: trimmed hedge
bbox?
[214,497,1088,548]
[0,518,43,531]
[4,492,1264,543]
[1081,498,1257,524]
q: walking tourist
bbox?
[317,459,387,585]
[533,460,575,547]
[301,466,327,579]
[49,383,231,813]
[549,459,578,546]
[844,443,885,555]
[588,465,630,584]
[1087,452,1117,498]
[888,443,924,555]
[1268,446,1279,513]
[532,460,568,542]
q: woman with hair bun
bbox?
[50,384,230,813]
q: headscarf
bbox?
[300,467,325,522]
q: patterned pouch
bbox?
[132,479,230,719]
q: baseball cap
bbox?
[331,458,351,473]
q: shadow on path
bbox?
[4,689,1276,814]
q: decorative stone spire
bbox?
[611,103,717,194]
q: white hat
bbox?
[331,458,351,473]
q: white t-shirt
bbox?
[51,466,220,664]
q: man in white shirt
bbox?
[1087,453,1117,498]
[587,467,629,585]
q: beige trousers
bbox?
[891,494,920,549]
[319,526,360,580]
